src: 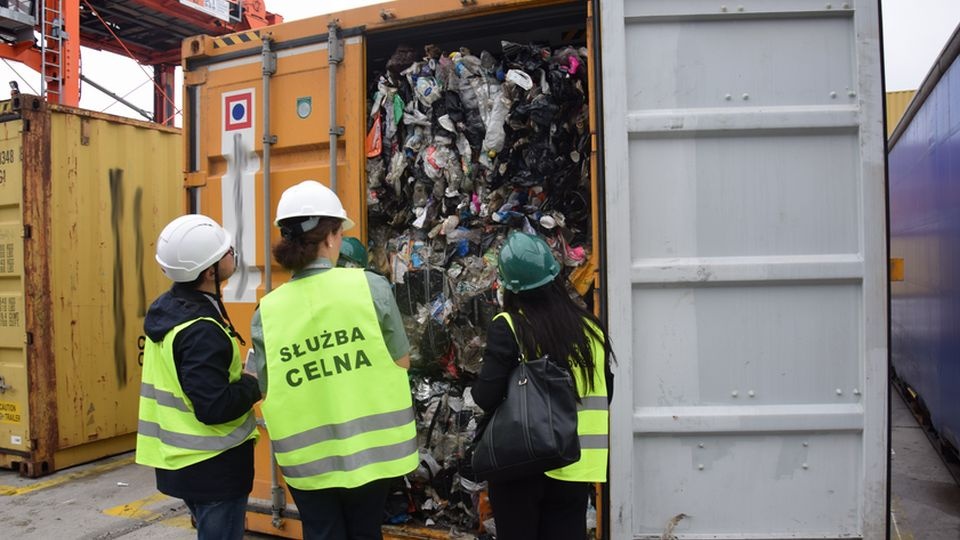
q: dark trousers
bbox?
[184,496,248,540]
[488,475,590,540]
[288,478,391,540]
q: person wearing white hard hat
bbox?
[136,214,261,540]
[247,180,415,540]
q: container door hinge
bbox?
[261,36,276,77]
[263,135,277,145]
[330,127,344,136]
[25,332,33,345]
[0,375,8,393]
[22,224,31,239]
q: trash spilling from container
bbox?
[366,39,594,535]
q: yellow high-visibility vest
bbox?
[259,268,417,490]
[136,317,258,470]
[497,312,609,482]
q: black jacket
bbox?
[143,283,261,502]
[472,317,614,413]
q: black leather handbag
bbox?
[471,353,580,482]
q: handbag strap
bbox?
[494,312,528,363]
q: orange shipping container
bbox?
[181,0,598,537]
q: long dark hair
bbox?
[272,217,342,272]
[502,278,613,391]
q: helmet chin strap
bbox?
[213,263,247,346]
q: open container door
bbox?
[599,1,887,538]
[182,21,368,538]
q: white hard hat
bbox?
[275,180,355,231]
[155,214,232,282]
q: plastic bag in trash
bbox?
[366,111,383,158]
[501,40,551,72]
[416,77,443,107]
[387,45,418,75]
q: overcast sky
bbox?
[0,0,953,122]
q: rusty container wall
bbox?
[182,0,587,537]
[0,96,183,477]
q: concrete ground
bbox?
[0,388,957,539]
[0,454,272,539]
[890,387,960,540]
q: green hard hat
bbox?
[338,236,368,268]
[497,231,560,292]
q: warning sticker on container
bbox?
[0,296,19,327]
[223,91,253,131]
[0,242,15,274]
[0,402,21,424]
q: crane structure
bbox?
[0,0,281,124]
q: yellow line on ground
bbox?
[0,455,136,496]
[161,514,194,530]
[103,492,171,520]
[891,497,916,540]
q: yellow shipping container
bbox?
[886,90,916,138]
[0,95,182,477]
[182,0,597,537]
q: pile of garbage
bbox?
[366,40,595,534]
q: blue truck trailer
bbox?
[889,22,960,462]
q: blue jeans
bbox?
[184,496,248,540]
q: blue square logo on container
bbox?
[224,92,253,131]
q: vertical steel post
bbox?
[327,21,344,192]
[152,64,177,126]
[260,35,283,529]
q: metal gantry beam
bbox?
[0,0,281,113]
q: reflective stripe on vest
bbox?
[280,437,419,479]
[138,414,258,451]
[496,312,610,482]
[136,317,258,470]
[260,268,418,490]
[272,407,415,454]
[577,396,610,451]
[140,382,192,413]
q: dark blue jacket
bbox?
[144,283,260,502]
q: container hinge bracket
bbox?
[330,126,344,136]
[262,51,276,77]
[22,224,30,239]
[25,332,33,345]
[263,134,277,145]
[328,22,343,65]
[261,34,276,77]
[0,375,8,394]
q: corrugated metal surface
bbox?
[886,90,916,137]
[0,97,182,476]
[0,117,29,466]
[601,0,887,538]
[889,33,960,455]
